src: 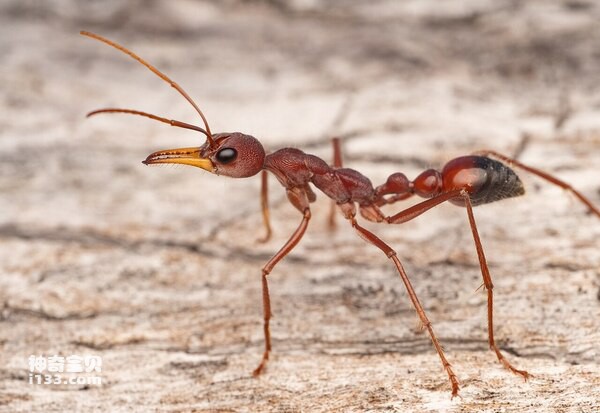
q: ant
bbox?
[81,31,600,397]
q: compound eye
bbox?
[216,148,237,164]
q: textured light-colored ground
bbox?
[1,1,599,412]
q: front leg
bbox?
[253,188,312,376]
[257,170,273,243]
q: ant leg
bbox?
[257,170,273,243]
[462,194,530,379]
[380,190,529,379]
[475,149,600,217]
[253,201,311,376]
[328,137,343,230]
[340,203,460,397]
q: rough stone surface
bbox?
[1,1,599,412]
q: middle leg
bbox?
[338,202,460,397]
[328,137,343,230]
[362,190,529,379]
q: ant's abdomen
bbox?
[442,156,525,206]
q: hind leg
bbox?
[360,190,530,380]
[475,150,599,217]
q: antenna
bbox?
[87,108,210,137]
[81,31,215,147]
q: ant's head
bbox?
[143,132,266,178]
[80,32,266,178]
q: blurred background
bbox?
[1,1,599,411]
